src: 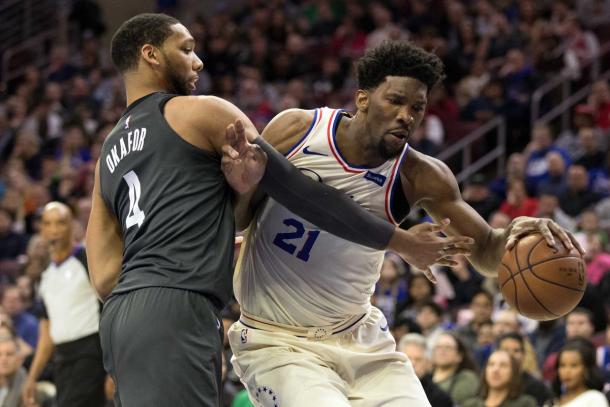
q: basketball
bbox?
[498,233,586,321]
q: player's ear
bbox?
[141,44,161,67]
[355,90,369,112]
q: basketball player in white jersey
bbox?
[223,42,583,406]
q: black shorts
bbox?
[53,333,106,407]
[100,287,224,407]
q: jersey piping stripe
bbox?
[285,109,320,159]
[385,144,410,225]
[327,109,364,173]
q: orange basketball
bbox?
[498,233,586,320]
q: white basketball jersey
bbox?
[235,108,410,326]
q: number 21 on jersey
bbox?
[123,170,145,229]
[272,218,319,262]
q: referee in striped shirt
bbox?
[23,202,105,407]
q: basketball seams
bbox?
[512,238,522,314]
[499,259,586,293]
[499,234,584,320]
[527,255,583,269]
[521,259,586,292]
[516,270,559,318]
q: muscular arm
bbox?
[405,151,507,277]
[167,99,395,249]
[85,161,124,299]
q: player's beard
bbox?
[164,60,191,96]
[378,137,404,160]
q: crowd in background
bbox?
[0,0,610,406]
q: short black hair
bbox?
[110,13,180,72]
[568,307,595,325]
[419,300,444,318]
[356,41,445,91]
[496,331,524,350]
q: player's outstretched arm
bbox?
[407,151,583,278]
[86,161,124,300]
[221,109,476,280]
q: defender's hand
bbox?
[221,120,267,195]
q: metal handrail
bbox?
[530,41,610,127]
[538,68,610,126]
[1,30,58,83]
[437,116,506,183]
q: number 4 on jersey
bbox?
[123,170,145,229]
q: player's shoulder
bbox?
[263,108,317,152]
[403,148,459,201]
[266,108,315,135]
[404,148,453,181]
[166,95,230,118]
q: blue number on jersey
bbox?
[272,218,320,262]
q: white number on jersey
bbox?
[123,170,145,229]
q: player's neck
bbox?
[51,244,73,265]
[336,114,385,167]
[124,73,169,106]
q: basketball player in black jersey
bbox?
[86,14,478,406]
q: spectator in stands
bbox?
[1,287,37,351]
[0,336,27,407]
[558,165,603,217]
[455,58,490,108]
[549,338,608,406]
[416,301,445,350]
[365,2,409,49]
[474,319,495,368]
[490,153,531,199]
[537,151,567,197]
[576,209,609,251]
[443,255,484,308]
[396,273,435,321]
[493,310,540,376]
[498,332,553,405]
[587,80,610,131]
[23,202,105,407]
[373,252,408,327]
[407,123,440,157]
[596,325,610,386]
[21,235,48,286]
[575,127,606,172]
[499,179,539,219]
[561,16,601,80]
[524,123,571,192]
[0,208,27,262]
[556,104,602,158]
[462,173,501,221]
[498,48,535,115]
[583,233,610,287]
[399,333,453,407]
[456,289,494,350]
[432,331,480,405]
[461,79,506,123]
[543,307,605,382]
[534,193,577,231]
[463,349,537,407]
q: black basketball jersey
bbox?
[99,92,234,308]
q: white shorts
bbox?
[228,307,430,407]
